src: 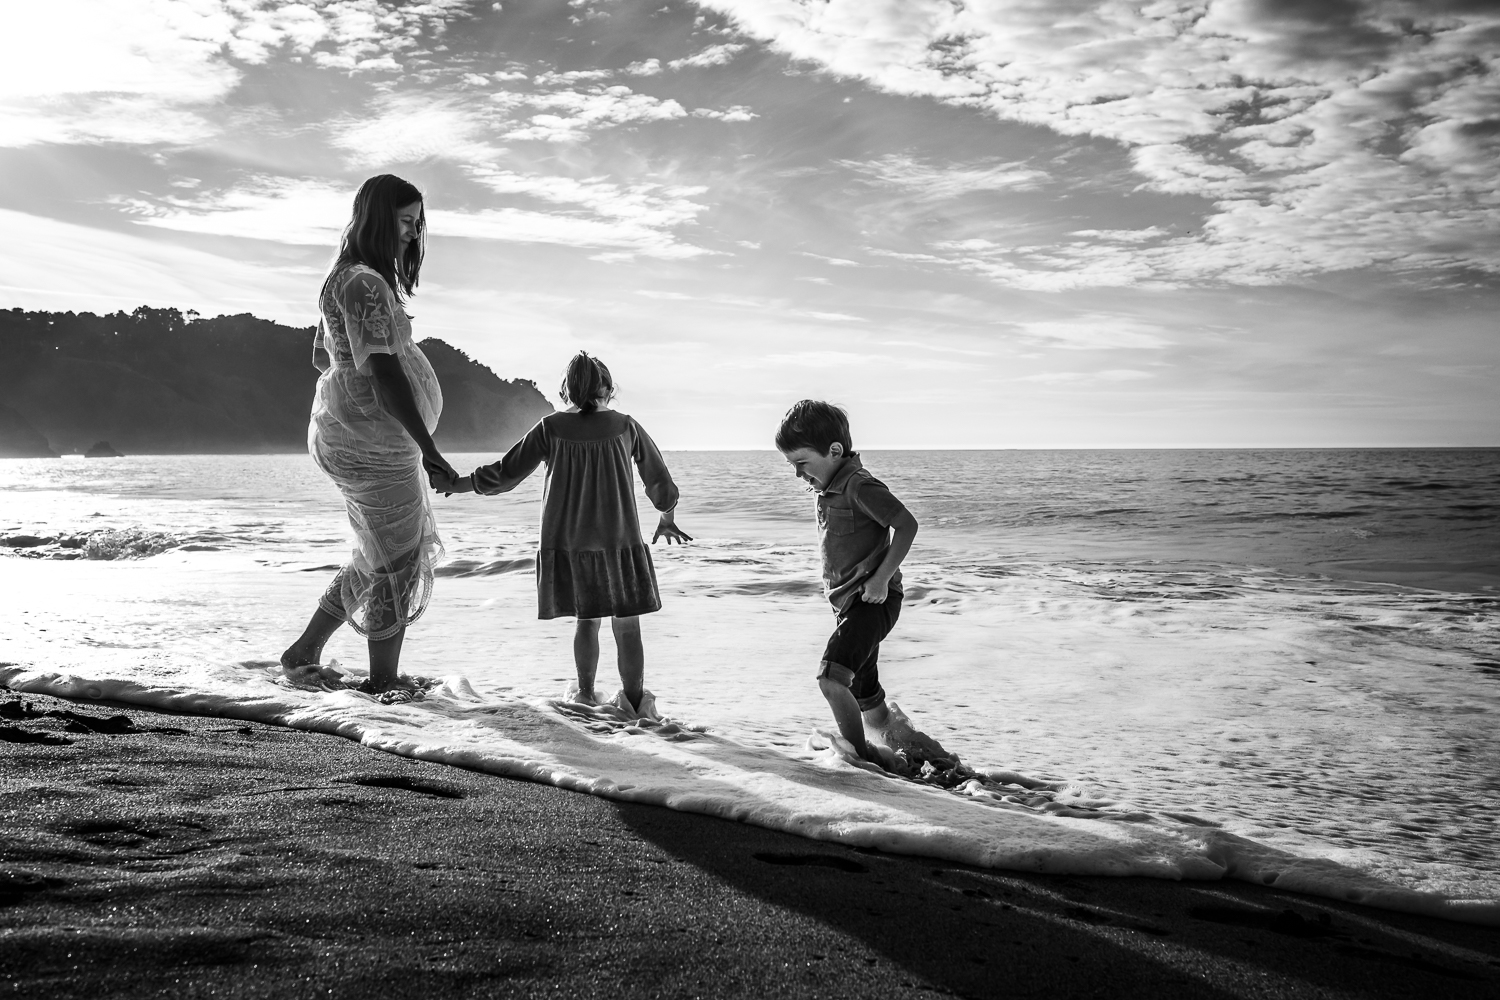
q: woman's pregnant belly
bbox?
[401,343,443,433]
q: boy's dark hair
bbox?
[775,400,852,456]
[561,352,614,413]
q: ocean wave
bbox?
[435,556,536,577]
[1,528,181,560]
[705,578,824,598]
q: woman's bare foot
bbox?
[281,649,345,688]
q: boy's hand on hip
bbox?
[860,575,890,603]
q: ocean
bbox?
[2,449,1497,920]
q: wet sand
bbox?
[2,692,1497,999]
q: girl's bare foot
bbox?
[357,674,432,704]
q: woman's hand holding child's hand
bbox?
[652,511,693,545]
[422,451,458,485]
[427,469,474,496]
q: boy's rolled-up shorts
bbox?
[817,589,902,711]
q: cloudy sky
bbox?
[3,0,1497,448]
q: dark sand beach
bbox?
[2,692,1497,999]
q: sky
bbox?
[2,0,1497,449]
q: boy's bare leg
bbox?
[862,701,891,730]
[281,606,342,669]
[366,626,405,691]
[611,615,644,711]
[574,619,601,700]
[819,677,877,763]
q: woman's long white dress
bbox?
[309,263,443,640]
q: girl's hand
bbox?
[652,512,693,545]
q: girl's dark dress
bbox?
[471,409,678,620]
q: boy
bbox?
[775,399,922,769]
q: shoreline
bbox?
[3,692,1497,998]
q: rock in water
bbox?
[0,405,57,458]
[84,440,124,458]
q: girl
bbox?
[443,353,690,712]
[281,174,457,695]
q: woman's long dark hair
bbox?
[321,174,425,304]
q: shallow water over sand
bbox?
[1,450,1497,908]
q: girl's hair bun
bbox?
[561,351,614,412]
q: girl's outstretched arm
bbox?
[631,418,691,543]
[629,418,679,513]
[472,418,549,494]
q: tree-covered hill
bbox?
[0,306,553,456]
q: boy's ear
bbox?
[828,441,844,459]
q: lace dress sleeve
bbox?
[339,268,400,373]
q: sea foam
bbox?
[3,658,1496,927]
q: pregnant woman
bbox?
[281,174,457,695]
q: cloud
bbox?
[119,176,351,244]
[0,0,237,147]
[796,252,861,267]
[700,0,1500,286]
[436,207,716,259]
[227,0,476,72]
[732,349,976,371]
[1014,317,1173,350]
[871,243,1164,292]
[690,105,758,121]
[842,154,1049,199]
[0,0,479,150]
[1069,228,1172,244]
[332,93,499,166]
[119,167,717,261]
[669,42,747,70]
[468,168,708,228]
[493,85,689,141]
[0,208,311,320]
[464,166,714,258]
[534,69,615,86]
[1016,369,1154,384]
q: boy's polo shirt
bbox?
[816,454,910,614]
